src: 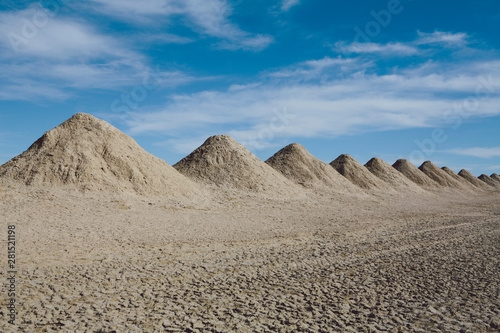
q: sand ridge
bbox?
[364,157,424,192]
[330,154,389,190]
[459,169,492,189]
[392,159,440,189]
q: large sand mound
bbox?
[419,161,469,189]
[330,154,388,190]
[365,157,424,192]
[392,159,439,189]
[479,174,500,188]
[441,167,476,190]
[458,169,490,189]
[173,135,302,195]
[0,113,201,198]
[265,143,362,193]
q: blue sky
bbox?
[1,0,500,176]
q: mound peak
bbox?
[364,157,423,192]
[491,173,500,183]
[392,159,439,189]
[0,113,201,198]
[265,143,362,193]
[418,161,469,189]
[173,135,302,195]
[441,167,476,190]
[458,169,490,189]
[479,174,499,188]
[330,154,388,190]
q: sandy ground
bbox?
[1,181,499,332]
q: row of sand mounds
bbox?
[1,114,498,198]
[173,135,303,196]
[392,159,440,189]
[330,155,390,191]
[364,157,424,192]
[418,161,471,190]
[0,113,202,199]
[265,143,362,194]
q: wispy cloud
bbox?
[416,31,469,47]
[281,0,301,12]
[85,0,273,51]
[335,42,419,56]
[446,147,500,159]
[123,55,500,154]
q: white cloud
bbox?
[281,0,301,12]
[85,0,273,51]
[124,58,500,154]
[335,42,419,56]
[446,147,500,159]
[416,31,469,47]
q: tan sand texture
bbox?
[174,135,303,196]
[418,161,470,190]
[392,158,440,189]
[459,169,492,189]
[441,166,477,190]
[330,154,389,190]
[0,113,203,199]
[265,143,363,194]
[364,157,424,192]
[480,174,500,187]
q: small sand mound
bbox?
[418,161,468,189]
[441,167,476,190]
[392,159,439,189]
[265,143,362,193]
[479,174,500,187]
[458,169,490,189]
[0,113,201,198]
[174,135,302,195]
[330,154,388,190]
[491,173,500,183]
[365,157,423,192]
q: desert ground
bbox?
[1,114,499,332]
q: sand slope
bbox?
[365,157,424,192]
[419,161,469,189]
[0,113,201,198]
[459,169,491,189]
[491,173,500,183]
[174,135,302,195]
[265,143,362,193]
[441,167,476,190]
[480,174,500,188]
[392,159,439,189]
[330,154,388,190]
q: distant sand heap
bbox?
[441,167,475,190]
[174,135,302,195]
[364,157,423,192]
[479,174,500,188]
[491,173,500,183]
[392,159,439,189]
[265,143,362,193]
[458,169,491,189]
[330,154,388,190]
[419,161,470,190]
[0,113,201,198]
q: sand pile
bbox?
[441,167,476,190]
[418,161,469,189]
[491,173,500,183]
[265,143,362,193]
[364,157,423,192]
[174,135,302,195]
[392,159,439,189]
[0,113,201,198]
[479,174,500,187]
[458,169,490,189]
[330,154,388,190]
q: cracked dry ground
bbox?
[2,216,500,333]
